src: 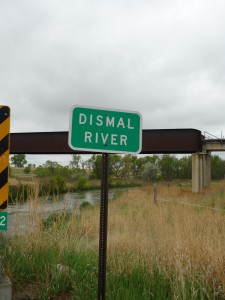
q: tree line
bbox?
[10,153,225,181]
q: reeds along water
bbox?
[7,182,72,236]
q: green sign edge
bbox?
[68,105,142,154]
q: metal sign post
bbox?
[97,153,109,300]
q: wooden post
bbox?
[153,183,158,205]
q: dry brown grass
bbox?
[8,181,225,296]
[64,182,225,294]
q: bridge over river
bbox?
[10,129,225,193]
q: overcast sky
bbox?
[1,0,225,165]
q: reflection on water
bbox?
[4,188,127,236]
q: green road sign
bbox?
[69,105,142,154]
[0,211,8,230]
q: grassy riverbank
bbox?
[1,181,225,299]
[8,175,141,204]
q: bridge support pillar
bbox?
[203,153,211,188]
[192,152,211,193]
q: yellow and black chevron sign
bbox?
[0,106,10,210]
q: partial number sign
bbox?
[0,105,10,210]
[0,211,8,230]
[69,105,142,154]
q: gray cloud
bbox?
[1,0,225,139]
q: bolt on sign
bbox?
[69,105,142,154]
[0,106,10,210]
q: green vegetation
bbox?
[2,183,225,298]
[7,151,225,298]
[41,211,72,230]
[9,153,225,207]
[76,176,89,190]
[10,153,225,188]
[11,154,27,168]
[9,184,30,203]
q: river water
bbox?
[4,188,127,236]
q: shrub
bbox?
[50,176,67,193]
[24,164,32,174]
[41,211,72,229]
[80,201,91,209]
[76,177,88,190]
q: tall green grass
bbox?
[1,236,214,299]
